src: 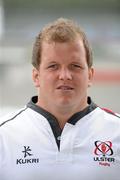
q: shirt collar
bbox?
[27,96,97,125]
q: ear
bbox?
[88,67,94,87]
[32,68,40,87]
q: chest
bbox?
[1,122,120,180]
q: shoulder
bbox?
[92,106,120,124]
[0,106,28,128]
[101,107,120,118]
[96,107,120,126]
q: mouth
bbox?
[57,85,74,91]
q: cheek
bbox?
[41,74,54,88]
[75,73,89,88]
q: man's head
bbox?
[32,18,93,69]
[32,18,94,116]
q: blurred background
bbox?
[0,0,120,116]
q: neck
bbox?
[37,99,88,129]
[37,102,73,129]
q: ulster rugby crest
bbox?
[93,141,115,167]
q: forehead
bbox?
[41,39,86,59]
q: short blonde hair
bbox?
[32,18,93,68]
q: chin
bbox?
[57,98,72,106]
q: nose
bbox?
[58,67,72,80]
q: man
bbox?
[0,18,120,180]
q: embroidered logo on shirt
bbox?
[94,141,113,156]
[93,141,115,167]
[16,146,39,165]
[22,146,33,158]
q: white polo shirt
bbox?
[0,96,120,180]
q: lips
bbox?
[57,85,74,90]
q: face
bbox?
[33,39,94,112]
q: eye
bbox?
[47,64,58,70]
[71,64,82,69]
